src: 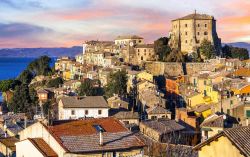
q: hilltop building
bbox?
[115,35,144,46]
[169,12,221,55]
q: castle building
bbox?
[169,12,221,55]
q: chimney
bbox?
[24,116,27,128]
[99,131,103,146]
[3,121,7,138]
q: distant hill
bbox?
[0,46,83,58]
[224,42,250,52]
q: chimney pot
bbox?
[99,131,103,146]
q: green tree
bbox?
[17,70,33,84]
[199,39,216,59]
[78,79,96,96]
[8,84,32,115]
[29,87,38,107]
[154,37,172,61]
[105,70,128,97]
[0,79,15,92]
[46,77,63,88]
[28,56,52,76]
[222,45,249,60]
[165,49,185,62]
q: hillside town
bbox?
[0,12,250,157]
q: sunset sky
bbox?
[0,0,250,48]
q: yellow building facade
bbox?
[196,136,244,157]
[137,71,154,82]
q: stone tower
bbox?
[169,12,221,55]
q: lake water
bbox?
[0,57,56,102]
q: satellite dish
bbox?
[129,42,134,47]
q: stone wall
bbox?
[145,61,214,76]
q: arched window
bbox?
[141,56,143,60]
[204,31,208,35]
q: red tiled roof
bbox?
[0,137,19,151]
[45,117,144,153]
[48,118,127,137]
[28,138,58,157]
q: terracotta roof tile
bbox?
[48,118,127,137]
[173,13,214,21]
[0,137,19,151]
[141,119,185,134]
[29,138,58,157]
[60,131,144,153]
[146,106,171,115]
[60,96,109,108]
[194,126,250,156]
[224,126,250,156]
[115,35,143,40]
[200,115,224,128]
[47,118,144,153]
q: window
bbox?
[85,110,89,115]
[123,121,129,125]
[144,49,146,52]
[204,80,207,85]
[185,32,188,35]
[138,49,140,52]
[246,110,250,118]
[98,110,102,115]
[197,40,200,44]
[205,24,207,27]
[139,40,141,43]
[185,24,187,27]
[71,110,75,115]
[151,116,157,120]
[197,32,200,35]
[185,40,188,43]
[204,31,208,35]
[197,24,200,27]
[204,90,207,96]
[230,100,233,106]
[141,56,143,60]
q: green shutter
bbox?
[246,110,250,118]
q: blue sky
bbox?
[0,0,250,48]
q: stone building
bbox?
[169,12,221,55]
[115,35,144,46]
[134,44,157,65]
